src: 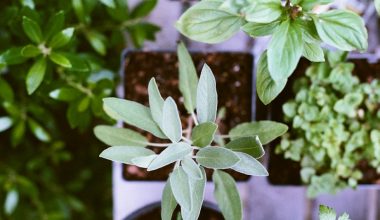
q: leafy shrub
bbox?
[276,52,380,197]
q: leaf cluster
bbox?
[276,51,380,197]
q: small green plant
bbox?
[94,43,288,220]
[319,205,350,220]
[176,0,368,104]
[276,51,380,197]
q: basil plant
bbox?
[277,52,380,197]
[94,43,288,220]
[176,0,368,105]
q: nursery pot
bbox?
[121,50,254,181]
[256,56,380,186]
[124,201,223,220]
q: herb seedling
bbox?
[319,205,350,220]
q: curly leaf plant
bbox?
[277,51,380,197]
[94,43,288,220]
[176,0,368,105]
[319,205,350,220]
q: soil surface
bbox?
[123,51,253,181]
[257,58,380,185]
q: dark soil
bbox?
[123,51,253,181]
[257,58,380,185]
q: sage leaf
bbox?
[148,78,164,126]
[49,52,72,68]
[21,45,41,58]
[313,10,368,51]
[27,118,51,142]
[229,121,288,145]
[256,51,287,105]
[48,27,75,49]
[242,21,280,37]
[162,97,182,143]
[161,180,178,220]
[245,0,282,23]
[176,0,244,43]
[196,147,240,169]
[303,42,325,62]
[182,167,206,220]
[131,155,157,168]
[182,156,202,180]
[177,42,198,113]
[191,122,218,147]
[4,190,18,215]
[103,97,166,138]
[94,125,147,146]
[231,152,268,176]
[268,19,303,81]
[196,64,217,123]
[26,57,47,95]
[99,146,155,164]
[213,170,242,220]
[170,166,192,211]
[22,16,42,44]
[0,117,13,132]
[148,142,192,171]
[225,136,264,158]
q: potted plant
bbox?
[265,51,380,197]
[94,43,288,220]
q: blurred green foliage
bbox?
[0,0,159,219]
[277,51,380,197]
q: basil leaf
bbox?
[196,64,217,123]
[229,121,288,145]
[177,42,198,113]
[162,97,182,143]
[49,52,72,68]
[161,180,178,220]
[302,42,325,62]
[313,10,368,51]
[94,125,147,146]
[48,27,75,49]
[170,167,192,211]
[225,136,264,158]
[99,146,155,164]
[256,51,287,105]
[196,147,240,169]
[103,97,166,138]
[244,0,282,23]
[295,0,333,11]
[191,122,218,147]
[148,142,192,171]
[181,156,203,180]
[268,19,303,81]
[148,78,164,126]
[26,57,47,95]
[21,45,41,58]
[22,16,43,44]
[242,21,280,37]
[213,170,242,220]
[231,152,268,176]
[176,0,244,43]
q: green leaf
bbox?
[85,31,107,55]
[256,51,287,105]
[196,147,240,169]
[242,21,280,37]
[0,78,14,102]
[182,156,202,180]
[319,205,336,220]
[213,170,242,220]
[21,45,41,58]
[302,42,325,62]
[103,98,166,138]
[100,0,115,8]
[244,0,282,23]
[176,0,244,43]
[49,52,72,68]
[131,0,157,18]
[44,11,65,40]
[94,125,147,146]
[22,16,43,43]
[11,121,25,146]
[26,57,47,95]
[78,96,90,112]
[72,0,87,23]
[20,0,35,9]
[0,117,13,132]
[231,152,268,176]
[148,78,164,126]
[196,64,217,123]
[313,10,367,51]
[295,0,333,11]
[63,53,90,72]
[148,142,192,171]
[131,155,157,168]
[48,27,75,49]
[177,42,198,113]
[49,87,81,102]
[4,190,19,215]
[27,118,51,142]
[162,97,182,143]
[225,136,264,158]
[182,167,206,220]
[191,122,218,147]
[268,19,303,81]
[161,180,178,220]
[99,146,155,164]
[170,167,192,211]
[1,47,28,65]
[229,121,288,145]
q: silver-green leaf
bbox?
[196,64,217,123]
[161,180,178,220]
[231,152,268,176]
[225,136,264,158]
[94,125,147,147]
[162,97,182,143]
[182,156,203,180]
[99,146,155,164]
[131,155,157,168]
[170,166,192,211]
[148,78,164,126]
[148,142,192,171]
[182,167,206,220]
[196,147,240,169]
[191,122,218,147]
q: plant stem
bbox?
[215,134,230,139]
[146,142,171,147]
[191,112,199,125]
[182,136,192,144]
